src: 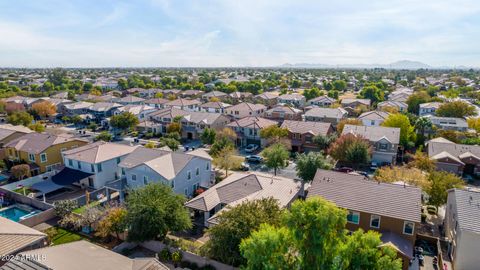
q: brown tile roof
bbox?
[427,138,480,160]
[165,98,201,107]
[281,120,332,136]
[145,98,169,105]
[5,133,87,154]
[227,116,277,129]
[0,217,46,256]
[200,101,232,109]
[308,169,421,222]
[358,111,390,121]
[304,107,348,119]
[227,102,267,113]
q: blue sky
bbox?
[0,0,479,67]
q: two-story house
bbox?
[307,96,336,107]
[426,137,480,176]
[119,147,213,198]
[308,169,421,270]
[358,111,390,126]
[114,104,157,121]
[444,188,480,270]
[61,142,138,189]
[263,105,303,123]
[201,91,228,102]
[254,92,278,107]
[304,107,348,126]
[144,98,169,109]
[277,93,306,108]
[280,120,334,152]
[5,133,88,175]
[427,116,468,132]
[87,102,122,120]
[229,91,252,103]
[60,101,93,116]
[340,98,371,111]
[419,102,442,116]
[179,112,231,140]
[164,98,202,112]
[0,124,33,159]
[226,102,267,119]
[147,107,190,134]
[342,124,400,165]
[115,95,145,106]
[199,101,232,113]
[377,101,408,113]
[227,116,278,148]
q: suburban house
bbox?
[60,101,93,116]
[1,240,168,270]
[119,147,213,198]
[0,217,47,265]
[308,169,421,270]
[185,172,301,227]
[444,188,480,270]
[254,92,278,107]
[144,97,169,109]
[277,93,306,108]
[226,102,267,119]
[388,88,413,103]
[147,107,190,134]
[201,91,228,102]
[419,102,442,116]
[0,124,33,159]
[426,137,480,176]
[426,116,468,132]
[342,124,400,165]
[304,107,348,125]
[227,116,278,147]
[114,104,157,121]
[88,102,122,119]
[199,101,232,113]
[263,105,303,123]
[340,98,371,110]
[307,96,336,107]
[5,133,88,175]
[181,89,204,98]
[179,112,231,140]
[115,95,145,105]
[61,142,138,189]
[137,88,161,98]
[358,111,390,126]
[164,98,202,112]
[229,91,252,102]
[377,101,408,113]
[160,89,182,97]
[280,120,334,152]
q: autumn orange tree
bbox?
[328,133,372,168]
[32,101,56,118]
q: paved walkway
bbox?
[32,217,59,231]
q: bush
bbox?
[426,205,437,215]
[158,248,171,262]
[171,251,183,266]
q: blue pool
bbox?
[0,206,38,222]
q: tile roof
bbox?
[377,101,407,108]
[227,116,277,129]
[427,138,480,160]
[308,169,421,222]
[202,91,228,98]
[342,124,400,144]
[255,92,278,100]
[227,102,267,113]
[0,217,47,257]
[229,91,252,98]
[5,133,86,154]
[341,98,371,106]
[63,141,138,163]
[165,98,201,107]
[64,101,93,110]
[281,120,332,136]
[200,101,232,109]
[265,105,302,115]
[278,93,305,101]
[419,102,442,109]
[117,105,156,115]
[118,96,145,103]
[448,189,480,234]
[181,112,227,125]
[308,95,336,103]
[88,102,122,112]
[144,98,169,105]
[304,107,348,119]
[358,111,390,121]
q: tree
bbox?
[409,151,436,172]
[159,137,180,151]
[144,141,156,148]
[261,143,289,175]
[210,128,237,156]
[414,117,433,144]
[259,125,289,145]
[374,166,430,190]
[87,122,98,132]
[96,207,128,240]
[213,146,241,176]
[427,171,464,207]
[303,87,322,100]
[7,111,33,126]
[28,122,45,132]
[333,80,347,91]
[200,128,216,145]
[110,112,139,131]
[359,85,384,104]
[95,131,112,142]
[406,91,430,114]
[313,133,337,150]
[296,152,333,195]
[204,198,283,266]
[382,113,416,147]
[126,183,191,242]
[467,117,480,133]
[337,118,362,134]
[436,100,477,118]
[31,101,56,118]
[11,164,30,180]
[328,134,371,168]
[71,115,83,125]
[166,122,182,134]
[53,200,78,219]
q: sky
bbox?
[0,0,480,68]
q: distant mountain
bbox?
[278,60,432,70]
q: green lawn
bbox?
[45,227,84,246]
[72,200,102,214]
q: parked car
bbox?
[246,155,263,163]
[245,144,259,153]
[240,162,250,171]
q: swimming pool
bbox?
[0,205,39,222]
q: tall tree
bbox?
[436,100,477,118]
[213,146,241,176]
[200,128,216,145]
[359,85,384,104]
[328,134,371,168]
[261,143,290,175]
[95,207,128,240]
[110,112,139,132]
[337,118,362,134]
[260,125,289,146]
[126,183,191,242]
[382,113,416,147]
[295,152,333,195]
[7,111,33,126]
[31,101,56,118]
[427,171,464,207]
[406,91,431,114]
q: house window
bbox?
[371,120,375,126]
[196,167,199,176]
[347,211,360,224]
[131,174,137,181]
[91,164,95,172]
[184,188,189,196]
[121,168,125,175]
[187,171,191,180]
[97,163,102,172]
[116,157,121,164]
[68,159,73,166]
[28,153,35,162]
[40,153,47,163]
[370,215,381,228]
[403,221,414,235]
[171,180,175,188]
[77,161,82,169]
[379,143,388,150]
[206,163,210,171]
[143,176,148,185]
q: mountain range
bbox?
[278,60,475,70]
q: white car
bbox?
[245,144,259,153]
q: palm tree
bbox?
[414,117,433,137]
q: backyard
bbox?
[45,227,85,246]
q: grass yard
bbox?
[72,200,102,214]
[45,227,85,246]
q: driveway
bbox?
[248,160,298,179]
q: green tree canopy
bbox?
[435,100,477,118]
[110,112,139,131]
[359,85,384,104]
[261,143,290,175]
[328,134,371,168]
[295,152,333,195]
[7,111,33,126]
[200,128,216,145]
[381,113,416,147]
[126,183,191,242]
[406,91,431,114]
[427,171,464,207]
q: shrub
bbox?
[158,248,171,262]
[171,251,183,266]
[426,205,437,215]
[421,213,427,223]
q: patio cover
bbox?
[31,180,65,195]
[379,231,414,259]
[51,167,93,186]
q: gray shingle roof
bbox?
[448,189,480,234]
[342,124,400,144]
[427,138,480,159]
[304,107,348,119]
[308,169,421,222]
[281,120,332,136]
[5,133,86,154]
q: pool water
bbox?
[0,206,31,222]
